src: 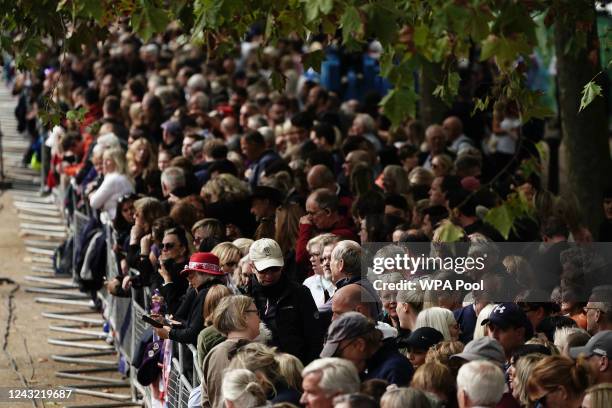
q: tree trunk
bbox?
[419,61,447,127]
[554,0,611,238]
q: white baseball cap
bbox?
[249,238,284,271]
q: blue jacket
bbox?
[363,338,414,386]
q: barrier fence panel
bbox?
[166,358,181,408]
[187,344,202,387]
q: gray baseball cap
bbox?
[569,330,611,359]
[320,312,376,358]
[451,337,505,366]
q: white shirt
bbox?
[89,172,134,220]
[303,275,336,309]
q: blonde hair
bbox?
[201,173,249,202]
[212,295,254,335]
[203,285,231,326]
[408,166,434,186]
[411,360,455,401]
[474,304,496,340]
[513,353,545,406]
[221,368,267,407]
[211,242,242,267]
[526,355,590,401]
[133,197,165,230]
[103,147,127,175]
[126,137,157,177]
[274,353,304,391]
[227,342,283,395]
[232,238,253,257]
[431,153,453,175]
[425,340,464,366]
[585,383,612,408]
[383,165,410,195]
[415,307,456,341]
[380,387,431,408]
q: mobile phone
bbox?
[142,314,164,328]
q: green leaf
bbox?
[484,204,513,240]
[535,141,548,162]
[379,87,418,127]
[319,0,333,15]
[81,0,103,22]
[66,106,88,123]
[471,96,490,116]
[303,0,320,22]
[302,49,325,72]
[413,24,429,48]
[579,80,602,112]
[340,6,361,44]
[435,220,465,243]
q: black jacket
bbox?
[157,259,189,315]
[169,278,224,345]
[249,275,323,364]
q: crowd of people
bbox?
[9,19,612,408]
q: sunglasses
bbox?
[223,261,238,268]
[161,242,176,251]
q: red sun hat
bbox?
[181,252,224,276]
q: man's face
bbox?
[182,136,195,158]
[427,129,446,154]
[321,244,335,281]
[585,354,608,382]
[240,138,257,161]
[429,177,445,206]
[306,199,331,230]
[158,152,170,172]
[255,265,282,286]
[586,302,602,335]
[268,103,286,125]
[487,324,524,357]
[300,372,334,408]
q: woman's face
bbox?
[158,152,171,172]
[308,245,322,276]
[160,234,184,262]
[134,209,147,229]
[220,255,240,275]
[407,348,427,369]
[239,263,253,287]
[120,200,135,224]
[381,290,398,319]
[135,144,148,164]
[103,156,116,174]
[245,302,261,340]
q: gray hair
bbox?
[308,188,339,212]
[161,166,186,192]
[380,387,432,408]
[221,369,266,407]
[302,358,360,397]
[187,73,207,93]
[457,360,505,407]
[331,240,362,278]
[354,113,376,133]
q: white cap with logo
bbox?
[249,238,284,271]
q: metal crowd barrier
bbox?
[61,192,200,407]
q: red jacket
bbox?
[295,216,358,275]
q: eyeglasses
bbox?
[161,242,176,251]
[306,208,327,217]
